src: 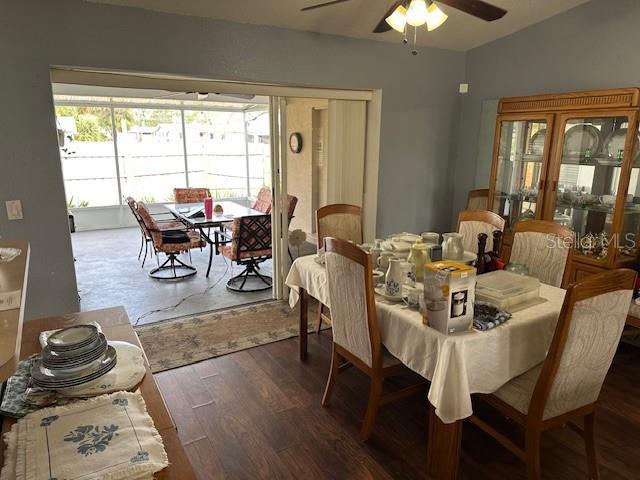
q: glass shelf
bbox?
[492,119,547,227]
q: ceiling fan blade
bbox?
[373,0,405,33]
[437,0,507,21]
[301,0,352,12]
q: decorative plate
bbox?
[528,128,546,156]
[57,341,146,397]
[601,129,640,161]
[563,124,601,157]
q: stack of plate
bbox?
[31,325,118,390]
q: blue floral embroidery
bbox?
[64,424,119,456]
[112,398,128,406]
[40,416,59,427]
[130,451,149,463]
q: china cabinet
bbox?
[488,88,640,283]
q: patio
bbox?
[71,226,289,325]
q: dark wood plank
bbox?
[153,337,640,480]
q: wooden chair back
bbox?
[528,268,636,422]
[505,220,574,287]
[457,210,505,253]
[316,204,363,249]
[467,189,489,210]
[324,238,382,370]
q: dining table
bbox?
[285,253,566,479]
[165,201,264,277]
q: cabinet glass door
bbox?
[491,118,549,228]
[619,123,640,262]
[551,115,633,261]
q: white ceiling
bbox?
[86,0,590,51]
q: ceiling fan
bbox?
[301,0,507,34]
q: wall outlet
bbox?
[459,83,469,94]
[5,200,23,220]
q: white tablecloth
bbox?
[285,255,566,424]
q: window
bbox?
[184,110,247,199]
[55,97,271,208]
[55,106,119,207]
[116,108,185,203]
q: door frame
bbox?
[50,66,382,304]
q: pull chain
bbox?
[412,25,418,55]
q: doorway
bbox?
[50,68,381,326]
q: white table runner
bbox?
[286,254,566,424]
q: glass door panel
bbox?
[491,119,548,228]
[619,123,640,261]
[552,116,631,260]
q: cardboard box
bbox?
[423,261,476,334]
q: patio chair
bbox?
[219,214,272,292]
[173,187,212,204]
[137,201,205,280]
[252,186,272,213]
[126,196,183,268]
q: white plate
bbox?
[374,285,403,302]
[32,346,116,383]
[57,341,146,397]
[47,325,98,349]
[0,248,21,263]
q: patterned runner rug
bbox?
[135,300,322,373]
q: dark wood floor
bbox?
[154,332,640,479]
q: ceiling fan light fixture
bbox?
[406,0,428,27]
[385,5,407,33]
[425,1,448,31]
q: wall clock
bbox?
[289,132,303,153]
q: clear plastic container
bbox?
[475,270,541,312]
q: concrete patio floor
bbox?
[71,227,278,325]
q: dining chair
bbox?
[137,202,205,280]
[467,188,489,211]
[457,209,505,254]
[173,187,212,204]
[252,186,273,213]
[126,196,183,268]
[315,204,363,333]
[321,237,425,441]
[505,220,575,288]
[219,214,273,292]
[468,268,636,480]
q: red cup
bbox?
[204,197,213,219]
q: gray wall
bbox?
[0,0,465,319]
[452,0,640,222]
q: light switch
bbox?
[459,83,469,94]
[6,200,23,220]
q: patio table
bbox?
[165,201,264,277]
[285,254,566,479]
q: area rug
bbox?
[135,300,322,373]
